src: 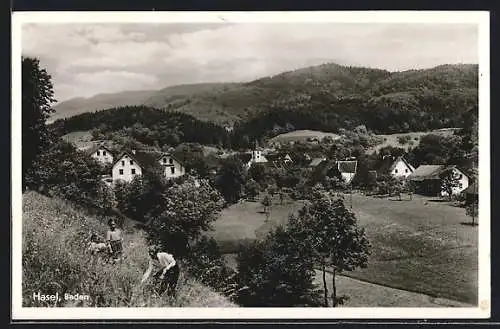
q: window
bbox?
[97,151,100,156]
[103,151,106,156]
[458,174,463,179]
[405,169,408,173]
[163,158,167,164]
[121,160,125,166]
[131,169,136,175]
[171,167,175,174]
[130,160,134,165]
[119,169,124,175]
[394,169,398,174]
[169,158,173,164]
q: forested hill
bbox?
[51,63,478,128]
[50,106,230,148]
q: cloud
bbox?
[21,22,478,102]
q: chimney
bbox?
[131,149,136,155]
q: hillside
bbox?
[50,90,156,122]
[50,63,478,129]
[22,191,237,307]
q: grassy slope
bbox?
[369,129,459,153]
[22,191,236,307]
[211,194,478,305]
[346,194,477,305]
[270,130,342,143]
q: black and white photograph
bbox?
[12,11,490,319]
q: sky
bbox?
[21,23,478,103]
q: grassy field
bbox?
[346,193,477,305]
[315,270,471,307]
[211,193,478,305]
[207,197,306,253]
[22,191,237,307]
[270,130,341,143]
[61,131,94,150]
[369,128,458,153]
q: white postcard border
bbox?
[11,10,491,320]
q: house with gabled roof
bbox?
[111,149,185,184]
[156,152,186,179]
[337,160,358,185]
[408,164,469,197]
[375,156,415,179]
[88,144,114,165]
[112,151,143,184]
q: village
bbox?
[84,136,474,202]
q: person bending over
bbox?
[141,245,180,296]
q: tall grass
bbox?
[22,191,236,307]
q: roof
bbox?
[309,157,326,167]
[408,164,470,181]
[266,152,293,163]
[337,160,357,174]
[112,150,184,171]
[375,156,414,174]
[407,165,445,181]
[155,152,184,167]
[85,143,115,156]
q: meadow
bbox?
[210,193,478,305]
[22,191,236,307]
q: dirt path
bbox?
[315,270,474,308]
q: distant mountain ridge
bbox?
[51,62,478,125]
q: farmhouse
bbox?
[156,152,186,179]
[408,164,469,197]
[266,152,294,169]
[243,147,269,169]
[88,144,114,165]
[112,152,143,183]
[337,160,358,184]
[111,150,185,184]
[375,156,415,178]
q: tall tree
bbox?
[440,169,462,200]
[288,188,371,307]
[215,156,246,205]
[22,57,57,190]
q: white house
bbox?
[111,152,142,184]
[245,147,268,169]
[90,145,114,165]
[439,166,470,197]
[157,153,186,179]
[111,150,186,184]
[376,156,415,179]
